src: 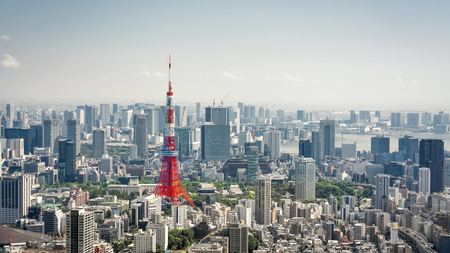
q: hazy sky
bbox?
[1,1,450,110]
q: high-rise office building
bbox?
[359,111,371,123]
[406,112,420,128]
[175,127,194,161]
[147,223,169,250]
[174,105,187,127]
[100,103,111,127]
[67,119,80,154]
[375,174,390,209]
[43,119,59,152]
[66,209,95,253]
[200,124,230,161]
[133,114,148,157]
[311,131,322,164]
[196,102,202,122]
[297,110,306,121]
[0,174,32,224]
[294,157,316,201]
[420,139,444,193]
[341,143,357,159]
[43,208,64,236]
[30,124,44,153]
[418,167,431,197]
[93,129,107,159]
[205,106,229,125]
[371,136,390,155]
[349,110,358,124]
[398,135,419,161]
[134,229,157,253]
[4,128,33,154]
[245,142,259,182]
[229,223,249,253]
[144,107,159,135]
[422,112,432,126]
[6,104,15,121]
[255,176,271,225]
[58,139,76,182]
[263,130,281,160]
[121,109,133,128]
[320,119,336,158]
[298,139,312,158]
[391,112,403,127]
[84,105,97,133]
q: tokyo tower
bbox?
[154,56,195,208]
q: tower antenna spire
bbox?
[168,54,172,93]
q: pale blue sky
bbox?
[1,1,450,110]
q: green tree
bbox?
[193,221,210,240]
[248,233,259,252]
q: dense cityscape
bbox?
[1,66,450,252]
[2,1,450,253]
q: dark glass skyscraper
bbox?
[371,136,390,155]
[67,119,81,154]
[205,106,229,126]
[58,139,76,182]
[133,114,148,157]
[201,124,230,161]
[299,139,312,158]
[419,139,444,193]
[398,135,419,161]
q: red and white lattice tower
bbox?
[153,55,195,208]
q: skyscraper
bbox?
[229,223,249,253]
[406,112,420,128]
[43,119,59,152]
[30,124,44,152]
[391,112,403,127]
[100,103,111,127]
[398,135,419,161]
[297,110,306,121]
[200,124,230,161]
[295,157,316,201]
[43,208,64,236]
[255,176,271,225]
[175,127,194,161]
[196,102,202,122]
[263,130,281,160]
[320,119,336,158]
[420,139,444,193]
[311,131,322,164]
[93,129,107,159]
[245,142,259,182]
[205,106,229,125]
[418,167,431,198]
[371,136,390,155]
[349,110,358,124]
[0,174,32,224]
[298,139,312,158]
[174,105,187,127]
[66,209,95,253]
[341,143,357,159]
[84,105,97,133]
[133,114,148,157]
[67,119,81,154]
[375,174,390,209]
[58,139,76,182]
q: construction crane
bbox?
[221,91,230,106]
